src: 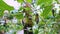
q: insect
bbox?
[52,9,55,17]
[35,13,39,24]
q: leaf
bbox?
[0,0,14,16]
[36,0,52,7]
[41,5,53,19]
[17,0,24,3]
[26,0,32,3]
[0,0,14,11]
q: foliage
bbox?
[0,0,60,34]
[0,22,23,33]
[17,0,32,3]
[0,0,14,16]
[0,0,14,11]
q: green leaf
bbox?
[0,0,14,11]
[41,5,53,19]
[36,0,52,7]
[17,0,24,3]
[0,0,14,16]
[26,0,32,3]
